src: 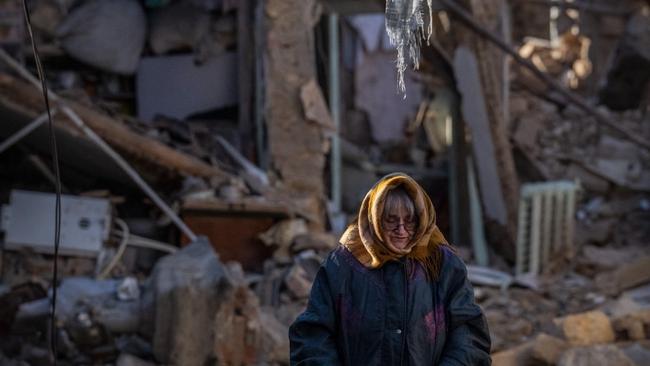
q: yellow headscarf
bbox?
[340,173,450,281]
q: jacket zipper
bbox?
[400,260,408,366]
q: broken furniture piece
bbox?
[181,197,291,271]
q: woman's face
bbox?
[382,204,416,250]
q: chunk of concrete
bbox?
[214,281,289,365]
[613,309,650,341]
[491,340,534,366]
[531,333,569,365]
[560,310,615,346]
[146,238,230,366]
[558,345,635,366]
[621,342,650,366]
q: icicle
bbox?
[385,0,435,95]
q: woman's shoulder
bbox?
[439,245,469,279]
[323,245,367,273]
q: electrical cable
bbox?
[19,1,61,364]
[97,218,178,279]
[97,218,130,280]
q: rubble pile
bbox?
[0,222,334,365]
[0,0,648,365]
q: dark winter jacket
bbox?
[289,246,491,365]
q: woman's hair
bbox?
[383,185,416,220]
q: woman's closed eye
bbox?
[384,216,417,231]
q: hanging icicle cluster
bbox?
[385,0,435,95]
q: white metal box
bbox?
[1,190,111,257]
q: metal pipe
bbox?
[329,12,342,213]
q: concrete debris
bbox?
[557,344,636,366]
[558,310,616,346]
[116,354,156,366]
[117,277,141,302]
[300,79,336,131]
[597,256,650,296]
[291,232,338,253]
[490,340,534,366]
[613,309,650,341]
[0,1,649,365]
[530,333,569,365]
[149,3,235,61]
[259,219,308,255]
[577,244,641,277]
[284,261,313,299]
[56,0,146,75]
[621,342,650,366]
[146,238,230,365]
[214,271,290,366]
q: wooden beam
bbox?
[0,72,230,180]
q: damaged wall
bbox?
[264,0,329,229]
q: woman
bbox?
[289,173,491,365]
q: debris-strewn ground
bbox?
[0,0,649,365]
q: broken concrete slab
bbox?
[300,79,335,131]
[597,135,641,161]
[590,158,650,192]
[565,164,610,193]
[214,271,290,365]
[577,244,640,276]
[613,309,650,341]
[557,344,636,366]
[597,256,650,296]
[490,340,534,366]
[574,218,617,245]
[621,342,650,366]
[530,333,569,365]
[145,238,230,366]
[558,310,615,346]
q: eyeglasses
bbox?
[382,217,417,232]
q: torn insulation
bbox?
[385,0,434,95]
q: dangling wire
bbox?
[20,1,62,364]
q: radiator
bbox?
[515,181,579,277]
